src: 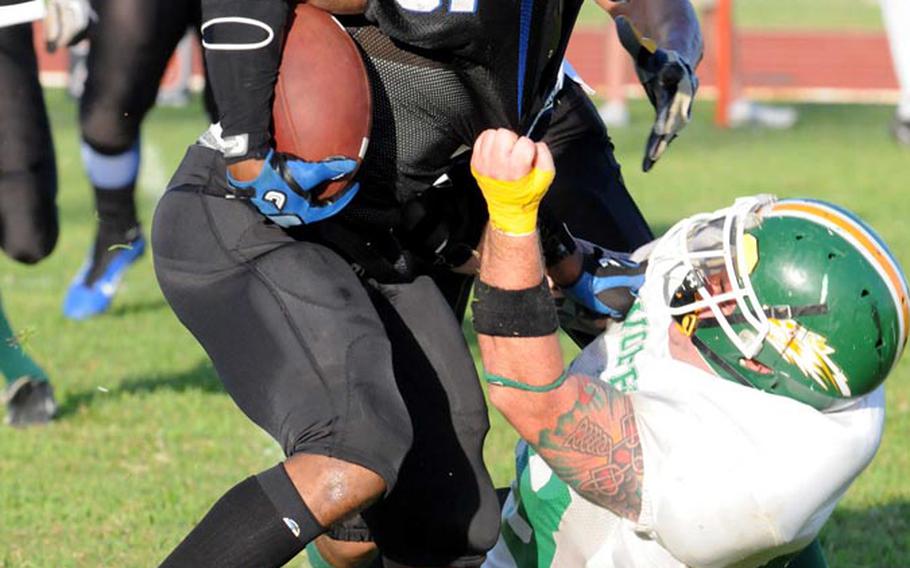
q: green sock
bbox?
[0,295,47,386]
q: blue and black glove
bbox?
[227,149,359,228]
[563,243,647,320]
[615,15,698,173]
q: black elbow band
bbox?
[472,280,559,337]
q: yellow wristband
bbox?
[471,166,556,236]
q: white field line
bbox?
[139,139,168,198]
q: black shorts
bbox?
[0,23,58,264]
[152,146,500,567]
[542,79,653,253]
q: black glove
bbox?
[616,15,698,172]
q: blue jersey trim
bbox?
[517,0,533,119]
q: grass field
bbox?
[578,0,885,30]
[1,90,909,567]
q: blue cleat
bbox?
[63,232,146,320]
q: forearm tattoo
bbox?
[534,375,643,520]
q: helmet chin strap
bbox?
[685,302,831,395]
[689,335,755,388]
[697,303,829,328]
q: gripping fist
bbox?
[227,150,359,228]
[470,129,555,236]
[616,16,697,172]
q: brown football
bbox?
[272,3,371,201]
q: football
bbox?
[272,3,372,202]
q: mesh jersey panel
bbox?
[362,0,582,129]
[342,0,583,204]
[347,25,478,204]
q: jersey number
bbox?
[396,0,477,13]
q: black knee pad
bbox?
[80,105,141,156]
[79,0,190,153]
[283,332,414,493]
[0,169,59,264]
[0,23,59,263]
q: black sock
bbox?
[87,185,140,284]
[160,464,325,568]
[94,183,138,233]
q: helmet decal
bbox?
[739,233,759,275]
[770,200,910,358]
[766,318,851,396]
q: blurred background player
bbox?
[157,30,196,108]
[596,19,632,127]
[697,0,797,129]
[0,2,62,425]
[59,0,215,320]
[881,0,910,145]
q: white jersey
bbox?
[485,237,885,568]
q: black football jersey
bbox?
[363,0,582,131]
[342,0,583,204]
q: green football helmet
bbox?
[656,195,909,410]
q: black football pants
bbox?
[153,146,500,567]
[0,23,58,264]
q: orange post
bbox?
[714,0,734,128]
[605,19,627,107]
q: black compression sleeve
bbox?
[201,0,288,161]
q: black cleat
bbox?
[4,377,57,427]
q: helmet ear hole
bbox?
[860,289,870,298]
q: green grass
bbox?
[578,0,884,30]
[1,91,909,566]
